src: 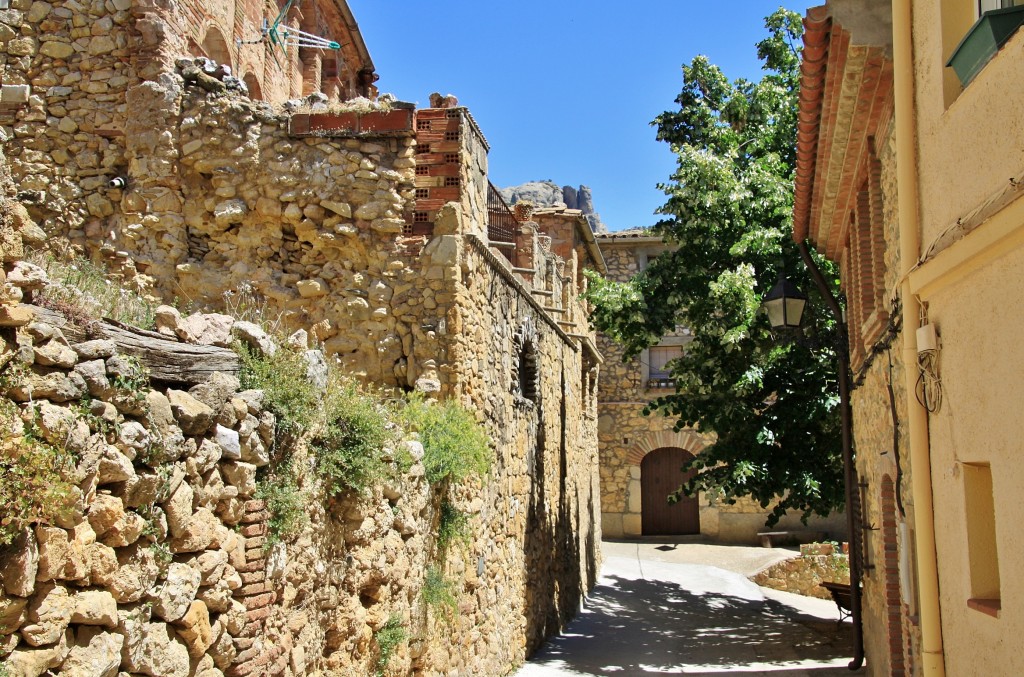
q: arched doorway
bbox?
[641,447,699,535]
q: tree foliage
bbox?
[586,9,845,526]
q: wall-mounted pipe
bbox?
[892,0,945,673]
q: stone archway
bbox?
[620,429,709,536]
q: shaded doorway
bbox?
[641,447,699,535]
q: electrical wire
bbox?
[915,349,942,413]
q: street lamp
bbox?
[763,273,808,330]
[762,244,864,671]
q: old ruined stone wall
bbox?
[110,72,453,394]
[0,0,137,245]
[1,31,602,677]
[596,237,847,543]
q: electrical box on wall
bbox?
[917,323,938,353]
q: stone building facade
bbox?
[594,230,846,543]
[0,0,604,674]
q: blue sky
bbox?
[350,2,819,232]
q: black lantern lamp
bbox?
[763,273,808,329]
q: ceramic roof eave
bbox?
[793,6,832,245]
[335,0,374,73]
[792,7,894,260]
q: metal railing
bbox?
[487,182,516,245]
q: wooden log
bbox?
[26,305,240,384]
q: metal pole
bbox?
[797,240,864,670]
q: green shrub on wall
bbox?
[422,564,458,617]
[237,343,317,442]
[400,395,491,485]
[311,382,393,497]
[373,614,408,676]
[0,398,77,546]
[256,462,309,546]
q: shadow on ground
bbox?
[524,573,855,675]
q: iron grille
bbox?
[487,182,516,245]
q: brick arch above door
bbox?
[625,428,710,466]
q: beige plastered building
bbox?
[794,0,1024,674]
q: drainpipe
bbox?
[892,0,945,674]
[797,241,864,671]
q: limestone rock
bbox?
[220,461,257,496]
[33,340,77,368]
[167,389,214,435]
[61,626,123,676]
[174,600,212,657]
[0,592,28,634]
[169,508,221,553]
[20,582,73,646]
[231,321,277,357]
[148,563,201,622]
[3,628,70,677]
[0,303,34,327]
[164,480,194,538]
[176,312,234,347]
[101,544,161,603]
[189,372,240,410]
[71,339,117,360]
[85,543,118,585]
[1,527,39,597]
[214,424,240,460]
[70,589,118,627]
[7,262,47,291]
[120,621,190,677]
[154,305,182,338]
[87,494,125,538]
[34,525,70,582]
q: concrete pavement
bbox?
[515,540,863,676]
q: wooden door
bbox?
[641,447,700,535]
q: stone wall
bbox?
[845,116,915,677]
[0,7,603,673]
[595,235,847,543]
[752,543,851,600]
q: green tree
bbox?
[586,9,844,525]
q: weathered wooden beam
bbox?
[27,305,240,384]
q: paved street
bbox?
[516,540,863,676]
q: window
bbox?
[943,0,1024,101]
[963,463,1000,616]
[647,345,682,388]
[979,0,1022,15]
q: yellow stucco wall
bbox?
[917,235,1024,676]
[914,0,1024,248]
[909,4,1024,673]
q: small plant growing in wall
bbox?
[436,500,471,556]
[0,398,77,546]
[399,394,491,486]
[422,565,459,620]
[310,381,393,497]
[237,342,318,444]
[373,614,408,676]
[256,461,309,545]
[30,250,156,330]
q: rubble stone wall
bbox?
[0,16,602,675]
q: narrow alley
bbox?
[516,542,861,676]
